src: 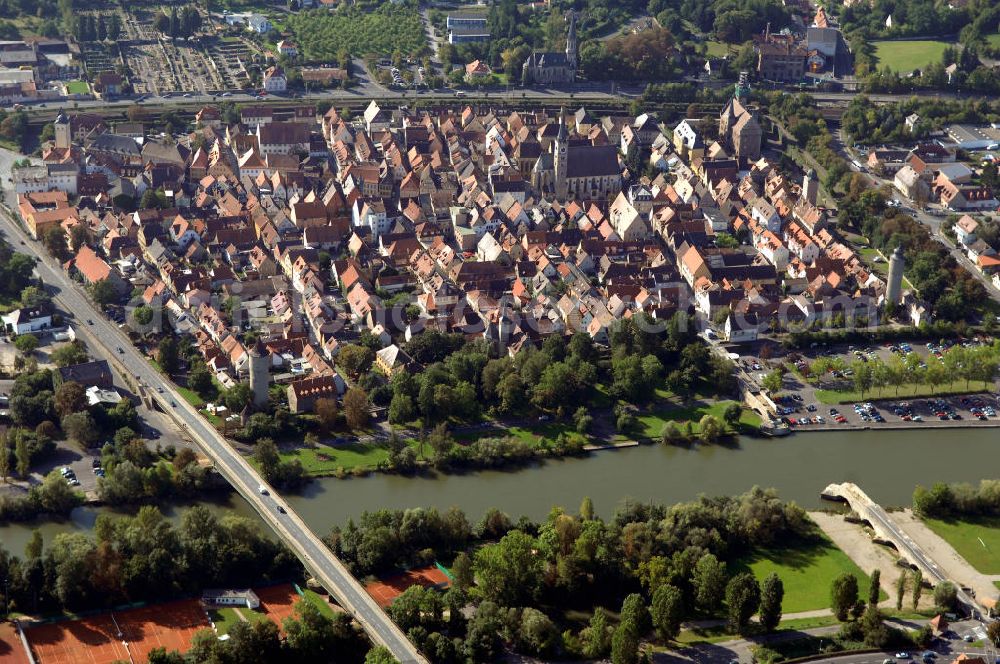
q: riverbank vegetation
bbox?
[0,505,295,617]
[324,488,924,661]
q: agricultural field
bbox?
[873,40,951,73]
[286,6,426,60]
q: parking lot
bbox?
[737,337,1000,431]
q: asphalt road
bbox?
[0,187,425,663]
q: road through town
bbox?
[0,177,426,663]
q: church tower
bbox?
[53,112,70,150]
[554,108,568,201]
[565,11,578,70]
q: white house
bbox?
[203,589,261,610]
[262,65,287,93]
[954,214,979,245]
[247,14,271,34]
[352,199,391,239]
[2,306,53,335]
[724,312,759,343]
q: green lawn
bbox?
[634,400,761,439]
[924,516,1000,574]
[454,423,589,449]
[65,81,89,95]
[705,40,731,57]
[873,40,952,73]
[275,441,391,474]
[733,536,881,613]
[302,588,338,619]
[987,33,1000,48]
[208,607,267,635]
[815,379,991,404]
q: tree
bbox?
[313,398,339,432]
[0,430,9,483]
[726,572,761,634]
[50,342,88,368]
[158,337,180,375]
[473,530,542,606]
[518,607,559,657]
[651,584,683,641]
[15,436,30,477]
[337,344,374,378]
[610,620,639,664]
[388,393,415,425]
[54,381,87,419]
[660,421,683,444]
[987,620,1000,647]
[132,305,154,327]
[759,573,784,632]
[14,334,38,354]
[253,438,280,482]
[580,495,594,520]
[761,369,783,394]
[365,646,399,664]
[698,414,723,443]
[723,403,742,429]
[20,285,50,309]
[452,551,474,591]
[868,569,881,608]
[912,570,922,611]
[43,226,67,259]
[188,362,214,397]
[343,388,369,430]
[895,571,907,611]
[583,608,612,659]
[88,280,118,308]
[933,581,958,612]
[861,604,888,648]
[694,553,727,612]
[620,593,651,636]
[831,573,859,621]
[61,412,98,447]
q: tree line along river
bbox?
[0,427,993,554]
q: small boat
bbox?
[759,420,791,437]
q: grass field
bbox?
[276,441,391,474]
[302,589,337,619]
[815,379,990,404]
[733,536,880,613]
[65,81,89,95]
[873,40,952,73]
[705,40,731,57]
[987,33,1000,48]
[924,516,1000,574]
[208,607,267,635]
[634,400,762,439]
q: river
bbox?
[0,427,992,554]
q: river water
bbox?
[0,427,993,555]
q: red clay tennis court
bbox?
[255,585,300,633]
[24,615,128,664]
[0,623,30,664]
[364,566,451,608]
[115,599,210,663]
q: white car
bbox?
[258,484,269,495]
